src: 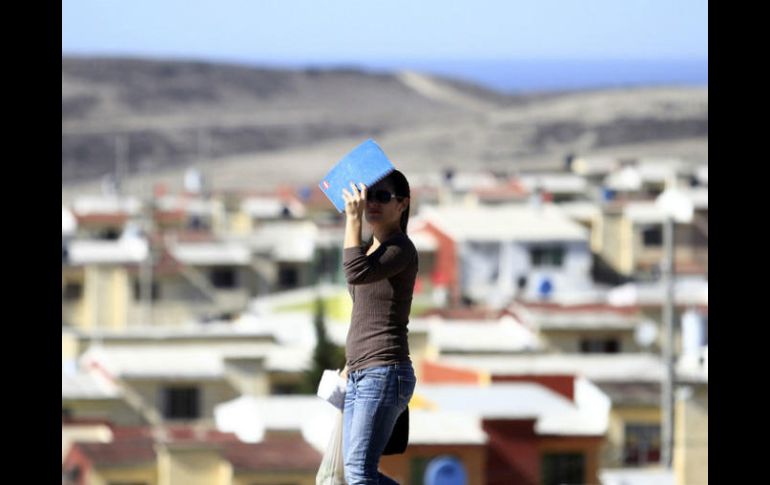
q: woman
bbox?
[339,169,418,485]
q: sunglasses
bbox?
[366,189,402,204]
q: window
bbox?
[99,228,121,240]
[580,338,621,353]
[278,266,299,287]
[162,386,200,420]
[641,226,663,247]
[530,246,565,267]
[210,268,237,288]
[187,215,209,231]
[624,423,661,465]
[63,282,82,300]
[541,452,585,485]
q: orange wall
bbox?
[492,374,575,401]
[421,361,483,384]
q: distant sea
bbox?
[76,54,708,95]
[359,59,708,95]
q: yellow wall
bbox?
[89,464,157,485]
[591,213,604,253]
[77,266,132,330]
[156,443,231,485]
[229,211,253,235]
[62,331,82,362]
[600,213,625,274]
[620,218,634,275]
[603,406,661,468]
[674,385,708,485]
[109,267,131,329]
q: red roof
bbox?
[66,426,322,472]
[74,213,129,225]
[224,435,321,472]
[71,439,156,467]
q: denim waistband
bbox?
[350,361,413,375]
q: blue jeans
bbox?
[343,362,416,485]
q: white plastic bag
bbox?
[317,369,347,410]
[316,408,347,485]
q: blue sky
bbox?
[62,0,707,64]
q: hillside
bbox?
[62,56,707,194]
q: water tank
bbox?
[682,308,706,357]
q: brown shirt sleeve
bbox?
[343,237,415,285]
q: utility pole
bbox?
[656,173,693,470]
[140,153,155,326]
[660,213,675,468]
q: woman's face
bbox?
[365,181,408,228]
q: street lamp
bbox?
[655,184,694,469]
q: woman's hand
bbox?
[341,182,367,221]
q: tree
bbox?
[299,295,346,394]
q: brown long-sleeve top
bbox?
[342,232,418,372]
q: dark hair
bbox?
[388,169,411,235]
[362,169,411,249]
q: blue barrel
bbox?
[538,277,553,298]
[424,456,467,485]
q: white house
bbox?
[414,203,596,307]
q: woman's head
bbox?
[365,169,411,235]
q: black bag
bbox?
[382,407,409,455]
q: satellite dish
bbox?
[635,320,659,348]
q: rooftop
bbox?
[437,353,666,383]
[419,203,589,242]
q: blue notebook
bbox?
[319,139,396,213]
